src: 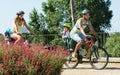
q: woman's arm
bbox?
[13,18,19,33]
[23,20,34,34]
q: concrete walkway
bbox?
[61,57,120,75]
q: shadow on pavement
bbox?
[105,67,120,70]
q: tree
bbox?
[38,0,72,45]
[29,8,46,35]
[41,0,112,32]
[70,0,76,26]
[29,8,50,44]
[29,0,112,45]
[84,0,113,32]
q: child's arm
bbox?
[62,31,69,39]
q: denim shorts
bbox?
[70,32,86,42]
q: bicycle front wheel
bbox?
[89,46,109,70]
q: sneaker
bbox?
[72,53,78,61]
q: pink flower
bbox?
[0,63,3,67]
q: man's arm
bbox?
[88,21,97,35]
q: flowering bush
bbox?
[0,41,67,75]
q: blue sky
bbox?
[109,0,120,33]
[0,0,119,34]
[0,0,47,34]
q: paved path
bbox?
[61,58,120,75]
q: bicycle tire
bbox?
[89,46,109,70]
[64,39,82,69]
[64,51,79,69]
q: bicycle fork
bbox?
[93,46,99,59]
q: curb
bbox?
[109,57,120,63]
[82,57,120,63]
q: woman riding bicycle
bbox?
[70,9,98,60]
[9,10,34,46]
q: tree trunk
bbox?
[70,0,76,27]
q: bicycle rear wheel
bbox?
[89,46,109,70]
[64,51,79,69]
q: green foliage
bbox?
[29,8,51,44]
[0,34,4,40]
[28,0,112,45]
[42,0,66,34]
[0,42,67,75]
[105,32,120,57]
[74,0,112,32]
[41,0,113,32]
[29,8,46,34]
[86,0,112,32]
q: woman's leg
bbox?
[11,33,23,45]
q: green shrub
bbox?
[0,34,4,40]
[105,32,120,57]
[0,42,67,75]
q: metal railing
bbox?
[0,32,109,47]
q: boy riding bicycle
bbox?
[62,23,77,51]
[62,23,71,47]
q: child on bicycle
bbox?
[70,9,98,60]
[62,23,71,48]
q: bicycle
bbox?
[4,32,31,46]
[65,36,109,70]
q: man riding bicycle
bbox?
[70,9,98,60]
[5,11,34,46]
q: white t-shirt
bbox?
[62,31,70,42]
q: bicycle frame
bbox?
[83,37,95,53]
[4,33,30,46]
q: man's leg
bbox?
[85,41,91,58]
[73,40,83,54]
[72,40,83,59]
[85,41,91,53]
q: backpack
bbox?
[4,28,14,42]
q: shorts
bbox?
[70,32,86,42]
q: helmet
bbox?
[63,23,71,28]
[16,11,25,15]
[81,9,89,15]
